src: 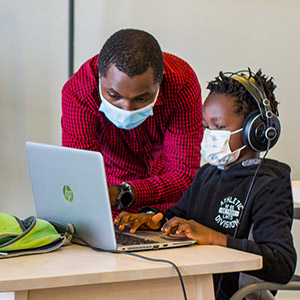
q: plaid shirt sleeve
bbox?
[61,53,203,218]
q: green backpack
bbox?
[0,213,65,258]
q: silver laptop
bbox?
[25,142,196,251]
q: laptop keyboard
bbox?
[115,232,159,245]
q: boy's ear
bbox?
[242,110,281,152]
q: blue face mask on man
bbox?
[99,83,159,130]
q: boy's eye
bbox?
[204,125,227,130]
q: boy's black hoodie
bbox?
[165,158,296,299]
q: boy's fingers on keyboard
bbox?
[162,217,184,235]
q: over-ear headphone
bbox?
[225,70,281,152]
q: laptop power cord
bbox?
[50,221,188,300]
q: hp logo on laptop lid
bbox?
[63,185,73,203]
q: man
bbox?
[61,29,202,218]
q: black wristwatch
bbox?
[116,182,134,210]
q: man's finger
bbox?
[130,214,151,233]
[119,214,132,229]
[152,212,164,225]
[114,211,126,225]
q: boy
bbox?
[114,69,296,299]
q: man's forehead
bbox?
[101,65,158,96]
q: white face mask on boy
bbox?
[200,128,246,167]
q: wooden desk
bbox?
[0,244,261,300]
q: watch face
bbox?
[116,183,133,210]
[121,191,133,206]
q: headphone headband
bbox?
[231,75,264,117]
[223,69,281,152]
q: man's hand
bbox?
[108,185,119,206]
[161,217,227,246]
[108,184,136,207]
[114,212,164,234]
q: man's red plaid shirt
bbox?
[61,52,203,218]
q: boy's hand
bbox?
[161,217,227,246]
[114,212,164,234]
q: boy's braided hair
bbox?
[207,69,279,119]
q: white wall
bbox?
[1,0,300,218]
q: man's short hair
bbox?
[98,29,164,83]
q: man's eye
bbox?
[108,94,120,99]
[134,97,149,102]
[216,125,226,130]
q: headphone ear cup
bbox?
[242,110,281,152]
[242,111,264,152]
